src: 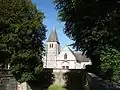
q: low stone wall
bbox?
[53,69,86,90]
[3,68,119,90]
[0,69,31,90]
[0,69,17,90]
[87,73,120,90]
[53,69,69,85]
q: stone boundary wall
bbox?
[3,68,120,90]
[52,69,86,90]
[53,69,69,85]
[87,73,120,90]
[0,69,17,90]
[0,69,29,90]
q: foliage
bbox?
[100,46,120,83]
[54,0,120,51]
[0,0,46,83]
[54,0,120,82]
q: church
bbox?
[43,28,92,70]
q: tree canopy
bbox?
[54,0,120,52]
[0,0,46,83]
[54,0,120,83]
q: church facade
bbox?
[43,28,92,70]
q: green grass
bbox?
[48,84,66,90]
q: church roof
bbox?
[63,45,90,62]
[47,28,59,43]
[73,52,90,62]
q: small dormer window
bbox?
[64,53,67,59]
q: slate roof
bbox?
[73,52,90,62]
[63,46,90,62]
[47,28,59,43]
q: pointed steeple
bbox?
[47,27,59,43]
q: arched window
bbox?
[66,66,69,69]
[49,44,53,48]
[52,44,53,48]
[62,61,69,69]
[49,44,51,48]
[62,66,65,69]
[64,53,67,59]
[62,66,69,69]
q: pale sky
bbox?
[32,0,73,48]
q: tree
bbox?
[100,46,120,83]
[0,0,46,83]
[54,0,120,77]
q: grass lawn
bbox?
[48,84,66,90]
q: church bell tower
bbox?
[45,27,60,68]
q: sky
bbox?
[32,0,73,48]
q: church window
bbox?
[66,66,69,69]
[62,66,65,69]
[62,66,69,69]
[49,44,53,48]
[52,44,53,48]
[64,53,67,59]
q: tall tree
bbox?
[54,0,120,74]
[0,0,46,83]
